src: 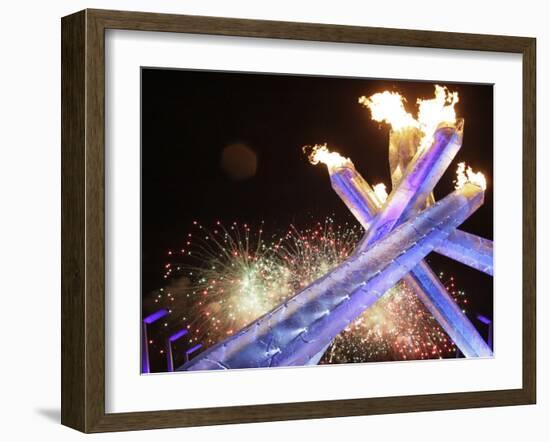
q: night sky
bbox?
[141,68,493,370]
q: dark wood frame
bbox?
[61,8,536,433]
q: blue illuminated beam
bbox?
[142,309,169,374]
[387,125,493,274]
[360,123,464,249]
[180,183,484,371]
[165,328,189,372]
[435,230,493,276]
[326,160,492,357]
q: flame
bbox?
[416,85,459,150]
[359,92,417,131]
[305,144,351,169]
[454,162,487,190]
[373,183,388,204]
[359,85,460,151]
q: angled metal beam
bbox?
[165,328,189,372]
[434,230,493,275]
[180,183,484,370]
[141,309,169,374]
[388,125,493,274]
[327,160,492,357]
[361,123,464,249]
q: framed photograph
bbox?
[61,9,536,433]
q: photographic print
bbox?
[141,69,494,374]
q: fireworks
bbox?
[323,279,461,364]
[147,219,470,366]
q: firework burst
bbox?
[148,219,470,366]
[323,280,458,364]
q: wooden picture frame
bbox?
[61,8,536,433]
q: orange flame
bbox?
[454,162,487,190]
[306,144,351,170]
[416,85,459,150]
[359,85,460,151]
[358,92,417,131]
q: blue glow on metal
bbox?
[477,314,492,325]
[326,160,492,358]
[179,184,484,371]
[169,328,189,342]
[409,263,492,357]
[387,123,493,275]
[186,344,203,356]
[142,309,170,374]
[435,230,493,275]
[143,309,168,324]
[361,124,464,249]
[329,167,379,229]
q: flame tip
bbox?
[361,85,461,151]
[373,183,388,203]
[306,143,352,169]
[454,162,486,191]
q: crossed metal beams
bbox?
[179,121,493,371]
[327,123,492,358]
[388,127,493,276]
